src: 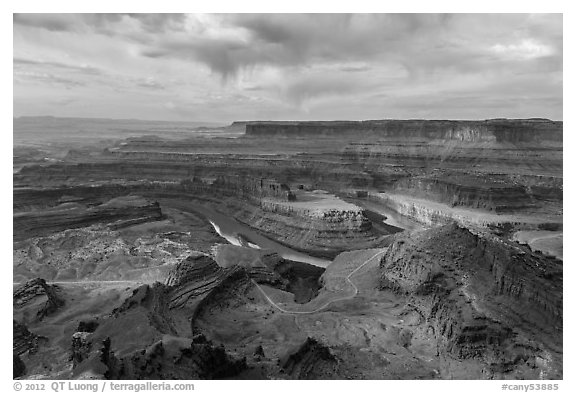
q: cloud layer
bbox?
[13,13,563,121]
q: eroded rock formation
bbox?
[13,278,65,323]
[379,223,562,378]
[14,195,163,241]
[13,320,43,356]
[12,117,563,380]
[280,337,338,379]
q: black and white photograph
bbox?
[7,4,569,388]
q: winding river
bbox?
[203,207,331,268]
[160,198,332,268]
[160,197,411,269]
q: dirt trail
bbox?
[253,249,387,315]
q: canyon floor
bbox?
[13,117,563,380]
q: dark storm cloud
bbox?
[13,13,563,121]
[141,14,452,78]
[142,36,298,79]
[139,14,561,83]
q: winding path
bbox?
[252,249,387,315]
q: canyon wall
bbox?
[209,175,295,201]
[391,176,535,212]
[245,119,562,143]
[379,223,562,378]
[13,117,563,252]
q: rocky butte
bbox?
[13,117,562,379]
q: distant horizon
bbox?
[13,114,564,124]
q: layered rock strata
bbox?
[245,119,562,143]
[13,195,162,241]
[379,223,562,378]
[13,278,65,323]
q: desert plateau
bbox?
[13,117,563,380]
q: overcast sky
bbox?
[13,13,562,122]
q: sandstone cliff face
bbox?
[14,116,562,219]
[245,119,562,144]
[392,176,534,212]
[14,121,562,216]
[211,174,295,202]
[379,223,562,378]
[371,193,456,226]
[260,199,370,225]
[367,192,562,232]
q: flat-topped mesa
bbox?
[232,190,381,257]
[211,174,295,202]
[260,192,369,226]
[245,119,562,143]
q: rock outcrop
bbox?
[213,245,324,303]
[13,278,65,323]
[66,257,251,379]
[13,320,43,356]
[165,252,222,287]
[279,338,338,379]
[97,335,247,380]
[211,174,295,202]
[391,175,535,212]
[229,197,384,258]
[379,223,562,378]
[165,254,231,310]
